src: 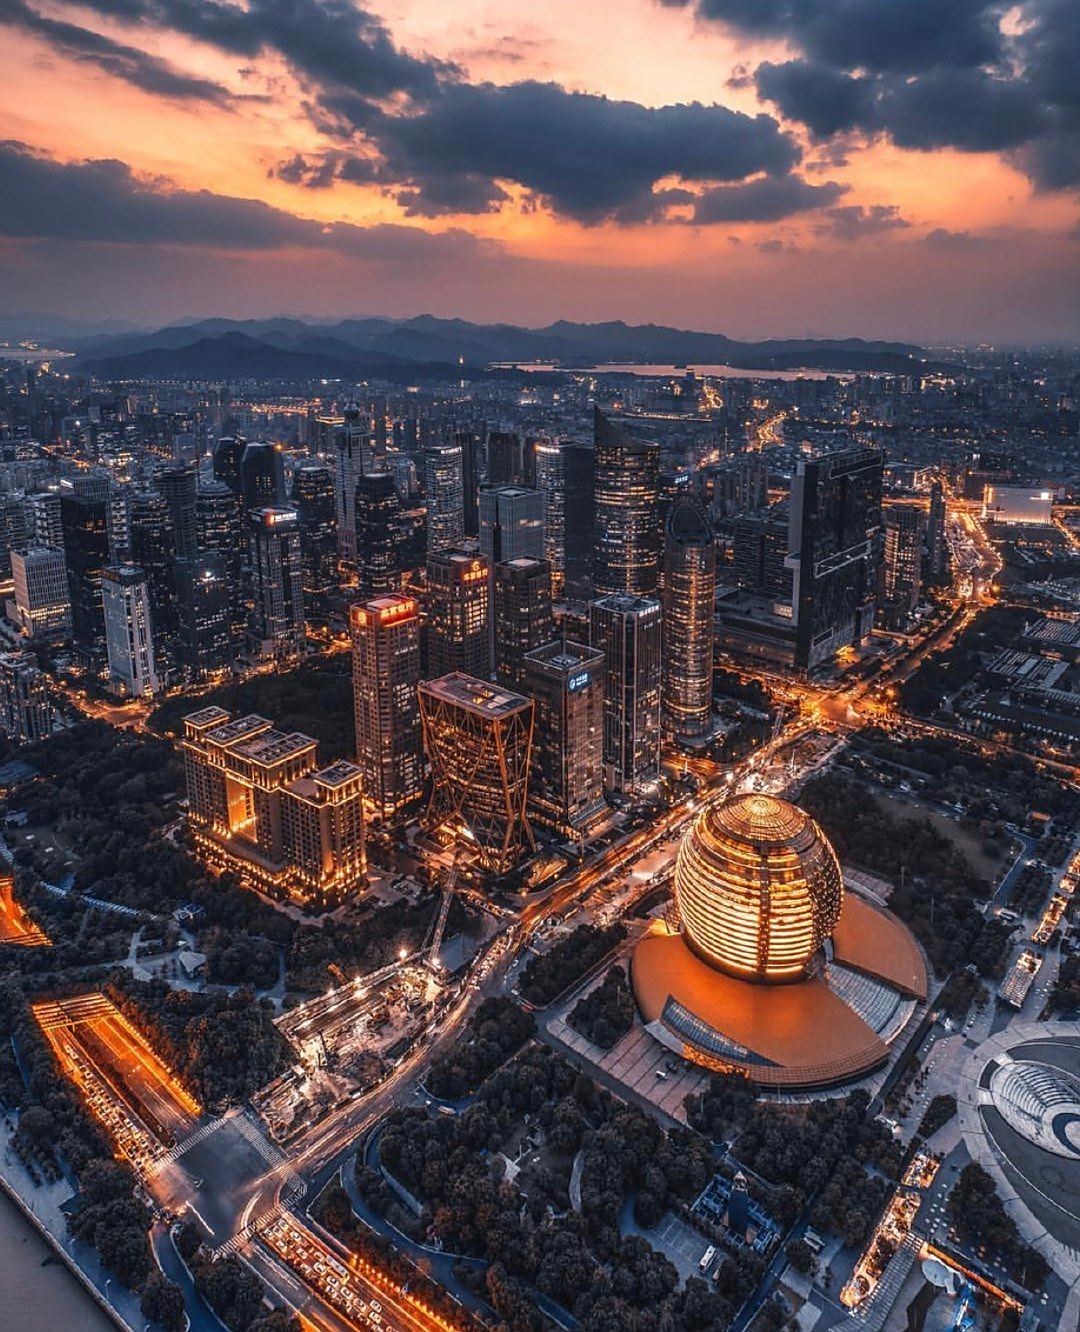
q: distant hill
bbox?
[73,315,940,379]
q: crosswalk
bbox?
[150,1115,226,1170]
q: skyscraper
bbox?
[661,498,716,743]
[24,491,63,549]
[562,441,596,605]
[522,640,605,838]
[350,596,424,824]
[534,440,566,597]
[493,557,554,688]
[479,486,545,566]
[424,550,491,680]
[354,471,404,598]
[248,508,305,661]
[880,503,924,627]
[174,554,233,677]
[332,403,371,565]
[733,509,791,599]
[196,480,244,645]
[240,441,286,511]
[0,652,52,745]
[101,565,160,698]
[487,430,526,487]
[590,594,662,795]
[925,480,948,585]
[213,436,246,495]
[0,496,27,581]
[60,492,110,648]
[11,546,71,642]
[456,429,483,537]
[424,441,465,556]
[787,447,883,671]
[593,407,661,598]
[156,463,198,559]
[291,460,338,597]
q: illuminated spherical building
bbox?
[633,793,927,1089]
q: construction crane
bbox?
[423,830,475,972]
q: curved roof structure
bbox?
[989,1058,1080,1158]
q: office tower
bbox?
[0,652,52,745]
[393,458,418,504]
[733,509,791,599]
[589,594,662,795]
[534,441,566,597]
[24,491,63,549]
[354,471,404,598]
[711,457,769,519]
[456,430,482,537]
[593,407,661,598]
[248,508,305,661]
[101,565,160,698]
[156,463,198,559]
[350,596,423,824]
[880,504,924,627]
[494,558,554,688]
[787,447,883,671]
[562,441,596,605]
[60,491,110,647]
[182,707,366,906]
[424,441,465,556]
[11,546,72,641]
[479,485,545,566]
[487,430,525,487]
[128,489,177,656]
[174,554,233,677]
[213,435,246,494]
[925,480,948,585]
[332,403,372,564]
[0,496,27,580]
[424,550,491,679]
[661,498,716,743]
[522,640,605,839]
[196,480,245,643]
[658,469,691,535]
[290,460,338,597]
[240,441,286,511]
[419,673,535,875]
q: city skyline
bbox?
[0,0,1078,341]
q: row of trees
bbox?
[520,923,627,1007]
[947,1164,1050,1291]
[175,1222,299,1331]
[425,998,536,1100]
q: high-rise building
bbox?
[290,461,338,597]
[174,554,233,677]
[248,508,305,661]
[24,491,63,549]
[522,639,605,839]
[880,504,924,627]
[0,496,28,581]
[128,489,176,658]
[156,463,198,559]
[593,408,661,598]
[350,596,424,824]
[479,486,545,566]
[182,706,365,906]
[424,441,465,556]
[733,509,791,600]
[534,441,566,597]
[487,430,526,487]
[710,456,769,519]
[101,564,160,698]
[494,558,554,689]
[60,492,110,647]
[354,471,403,598]
[562,441,596,605]
[424,549,491,680]
[0,652,52,745]
[213,436,246,495]
[419,673,535,875]
[332,404,372,565]
[240,442,286,511]
[196,480,244,644]
[925,480,948,585]
[662,498,716,743]
[787,447,883,671]
[11,546,71,641]
[590,594,662,795]
[456,429,483,537]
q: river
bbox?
[0,1188,116,1331]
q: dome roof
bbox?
[674,793,843,983]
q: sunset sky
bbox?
[1,0,1078,342]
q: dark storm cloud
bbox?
[0,140,488,261]
[691,174,844,224]
[754,61,874,140]
[817,204,910,240]
[880,69,1046,152]
[395,174,509,218]
[0,0,238,103]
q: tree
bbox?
[141,1272,187,1332]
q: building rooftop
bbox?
[420,671,532,717]
[315,760,364,788]
[184,704,234,730]
[524,639,604,673]
[231,729,317,767]
[204,713,273,746]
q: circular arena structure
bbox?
[632,792,928,1089]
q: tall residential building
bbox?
[733,509,791,599]
[156,463,198,559]
[212,436,246,495]
[0,496,28,581]
[174,554,233,677]
[522,640,605,839]
[419,673,535,875]
[925,480,948,585]
[60,492,110,647]
[0,652,52,745]
[11,546,72,641]
[593,407,661,598]
[354,471,403,598]
[291,460,338,597]
[424,549,491,680]
[711,456,769,519]
[196,480,244,644]
[880,504,924,627]
[479,485,545,566]
[101,565,160,698]
[534,440,566,597]
[589,594,662,796]
[424,441,465,556]
[182,707,366,906]
[332,404,372,565]
[350,596,423,824]
[562,441,596,605]
[248,508,305,661]
[787,447,883,671]
[661,498,716,743]
[24,491,63,549]
[494,558,554,689]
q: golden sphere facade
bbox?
[674,793,843,983]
